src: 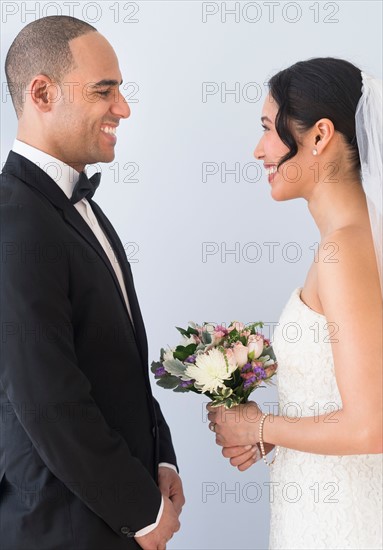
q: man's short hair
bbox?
[5,16,97,118]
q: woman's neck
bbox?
[307,176,368,239]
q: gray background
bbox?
[1,1,382,548]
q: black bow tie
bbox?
[70,171,101,204]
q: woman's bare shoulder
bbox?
[320,223,377,268]
[317,224,381,314]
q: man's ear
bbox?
[28,75,61,112]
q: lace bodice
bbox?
[268,287,382,550]
[272,286,342,417]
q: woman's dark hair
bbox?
[268,57,363,172]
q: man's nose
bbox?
[112,91,130,119]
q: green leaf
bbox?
[228,327,239,337]
[248,322,264,333]
[163,358,188,378]
[263,345,276,361]
[173,343,197,361]
[173,384,193,393]
[151,360,163,374]
[201,330,212,345]
[224,369,239,389]
[156,376,180,390]
[176,326,199,337]
[204,391,215,401]
[219,387,233,399]
[210,395,244,408]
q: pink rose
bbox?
[224,348,237,369]
[248,334,264,359]
[213,330,226,345]
[264,363,277,378]
[228,321,245,333]
[232,342,249,367]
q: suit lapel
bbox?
[89,200,149,369]
[2,152,136,332]
[61,206,136,324]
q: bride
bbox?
[207,57,382,549]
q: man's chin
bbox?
[90,150,116,165]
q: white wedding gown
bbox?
[269,287,383,550]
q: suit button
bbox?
[121,526,135,538]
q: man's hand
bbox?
[158,467,185,516]
[134,496,180,550]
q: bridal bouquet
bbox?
[151,321,277,408]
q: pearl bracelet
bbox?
[259,412,280,466]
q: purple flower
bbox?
[185,355,196,363]
[180,379,194,388]
[242,364,267,389]
[241,362,253,373]
[243,376,256,389]
[254,367,267,380]
[155,366,166,377]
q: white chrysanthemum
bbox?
[184,348,237,394]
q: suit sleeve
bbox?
[153,398,178,470]
[0,198,161,538]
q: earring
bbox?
[312,148,318,156]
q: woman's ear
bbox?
[314,118,335,153]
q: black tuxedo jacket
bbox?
[0,152,177,549]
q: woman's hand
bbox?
[222,443,276,471]
[207,401,262,447]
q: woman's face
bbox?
[254,93,315,201]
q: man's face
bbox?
[48,32,130,170]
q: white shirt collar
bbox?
[12,139,80,200]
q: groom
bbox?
[0,15,184,550]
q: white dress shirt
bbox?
[12,140,177,536]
